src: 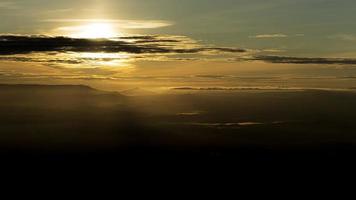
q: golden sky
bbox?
[1,0,356,91]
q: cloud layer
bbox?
[0,35,246,56]
[2,35,356,67]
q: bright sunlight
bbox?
[66,23,119,39]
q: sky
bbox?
[1,0,356,91]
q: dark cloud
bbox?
[182,121,288,128]
[248,55,356,65]
[172,86,297,91]
[200,47,246,53]
[0,35,246,56]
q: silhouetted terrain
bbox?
[1,84,356,170]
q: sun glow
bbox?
[69,23,119,39]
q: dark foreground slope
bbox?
[1,84,356,169]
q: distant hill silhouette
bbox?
[0,84,112,94]
[0,84,125,107]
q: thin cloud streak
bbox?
[328,34,356,42]
[0,2,18,9]
[247,55,356,65]
[250,34,288,39]
[249,34,304,39]
[42,19,174,29]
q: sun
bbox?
[71,23,118,39]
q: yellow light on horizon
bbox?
[69,23,119,39]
